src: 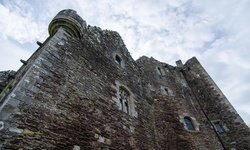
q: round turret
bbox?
[48,9,86,38]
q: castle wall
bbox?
[136,57,224,149]
[0,9,249,150]
[0,24,158,149]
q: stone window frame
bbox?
[113,53,125,68]
[111,81,137,117]
[115,55,121,65]
[118,86,130,114]
[164,88,169,95]
[161,86,173,96]
[212,120,228,133]
[156,67,165,75]
[179,113,200,132]
[184,117,195,131]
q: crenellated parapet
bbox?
[48,9,87,38]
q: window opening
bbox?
[184,117,195,131]
[124,98,129,113]
[115,55,121,65]
[157,67,162,75]
[164,88,169,95]
[118,94,123,111]
[118,87,130,114]
[214,122,224,133]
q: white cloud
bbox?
[0,3,47,43]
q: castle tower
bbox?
[0,9,249,149]
[49,9,86,38]
[182,57,250,149]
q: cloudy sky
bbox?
[0,0,249,124]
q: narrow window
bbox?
[184,117,195,131]
[164,88,169,95]
[157,67,162,75]
[124,98,129,113]
[214,122,224,133]
[115,55,121,65]
[118,94,123,111]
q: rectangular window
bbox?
[214,123,224,133]
[164,88,169,95]
[119,95,123,110]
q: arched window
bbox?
[184,117,195,131]
[115,55,122,66]
[118,87,130,114]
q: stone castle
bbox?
[0,9,250,149]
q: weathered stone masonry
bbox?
[0,9,249,149]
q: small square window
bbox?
[214,122,224,133]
